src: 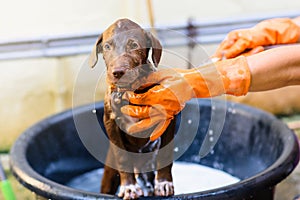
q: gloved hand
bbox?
[213,18,300,59]
[121,56,251,141]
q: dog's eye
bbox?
[129,42,139,50]
[103,43,111,51]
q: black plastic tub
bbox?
[10,99,299,200]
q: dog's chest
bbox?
[109,90,137,126]
[110,91,125,119]
[106,89,159,150]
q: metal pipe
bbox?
[0,11,298,61]
[146,0,157,35]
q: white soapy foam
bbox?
[172,162,240,194]
[67,162,240,195]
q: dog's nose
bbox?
[112,69,125,79]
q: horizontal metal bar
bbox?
[0,11,299,60]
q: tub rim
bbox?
[10,99,300,199]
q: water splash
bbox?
[174,147,179,152]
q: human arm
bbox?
[292,16,300,31]
[212,17,300,59]
[248,44,300,91]
[122,44,300,140]
[122,56,250,140]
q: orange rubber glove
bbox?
[121,56,251,141]
[213,18,300,59]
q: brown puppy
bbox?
[89,18,175,199]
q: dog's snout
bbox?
[112,69,126,79]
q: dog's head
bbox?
[89,18,162,89]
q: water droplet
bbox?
[208,130,213,135]
[174,147,179,152]
[192,155,201,162]
[212,105,216,110]
[209,137,214,142]
[210,149,215,155]
[212,162,224,170]
[187,119,192,124]
[92,109,96,114]
[114,98,121,104]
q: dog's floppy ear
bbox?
[88,34,103,68]
[146,32,162,67]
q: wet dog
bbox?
[89,18,175,199]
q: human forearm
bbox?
[292,17,300,27]
[121,46,300,136]
[292,17,300,42]
[247,44,300,92]
[122,56,251,140]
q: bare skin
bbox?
[292,17,300,30]
[248,44,300,92]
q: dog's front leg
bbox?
[104,118,143,199]
[101,165,120,194]
[118,172,143,199]
[109,143,143,199]
[101,146,120,194]
[155,165,174,196]
[154,120,176,196]
[106,138,143,199]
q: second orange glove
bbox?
[213,18,300,59]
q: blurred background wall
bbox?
[1,0,300,151]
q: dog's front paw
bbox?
[118,184,143,199]
[154,180,174,196]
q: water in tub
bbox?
[67,162,240,195]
